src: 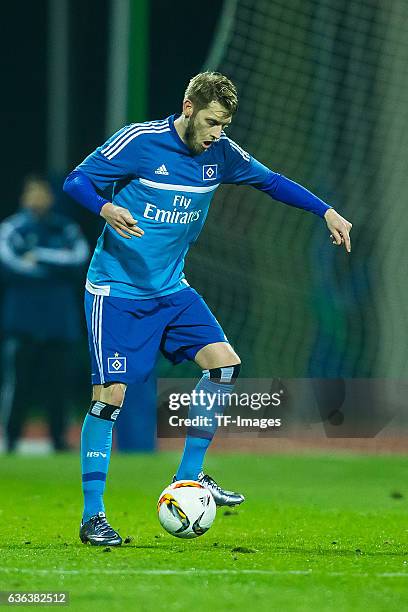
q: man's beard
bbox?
[184,114,203,155]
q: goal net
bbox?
[175,0,408,382]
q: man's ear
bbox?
[182,98,194,118]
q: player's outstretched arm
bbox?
[100,202,144,240]
[324,208,352,253]
[222,138,353,253]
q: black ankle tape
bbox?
[208,364,241,384]
[89,401,121,421]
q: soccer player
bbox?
[64,72,352,546]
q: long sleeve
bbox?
[63,169,109,215]
[222,135,331,218]
[64,123,145,214]
[257,172,331,218]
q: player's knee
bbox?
[221,345,240,367]
[195,343,241,370]
[207,363,241,384]
[97,382,127,407]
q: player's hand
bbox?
[100,202,144,239]
[22,250,38,264]
[324,208,352,253]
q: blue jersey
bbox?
[77,114,271,299]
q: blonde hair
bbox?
[184,72,238,115]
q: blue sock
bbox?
[176,437,211,480]
[81,401,121,522]
[176,369,236,480]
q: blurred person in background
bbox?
[0,175,89,452]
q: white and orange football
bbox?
[157,480,216,539]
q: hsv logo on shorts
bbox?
[107,352,127,373]
[203,165,218,180]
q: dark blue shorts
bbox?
[84,287,228,384]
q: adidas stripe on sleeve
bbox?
[221,135,272,186]
[100,119,170,160]
[77,119,171,190]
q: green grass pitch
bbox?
[0,451,407,611]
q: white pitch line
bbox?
[1,568,408,578]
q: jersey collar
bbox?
[168,114,191,154]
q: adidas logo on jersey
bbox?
[155,164,169,175]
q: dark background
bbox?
[2,0,404,385]
[0,0,223,410]
[2,0,223,226]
